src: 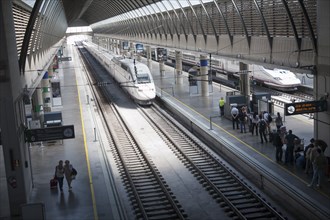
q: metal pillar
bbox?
[175,50,183,84]
[200,54,209,96]
[0,0,30,216]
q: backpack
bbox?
[71,168,77,176]
[259,120,266,130]
[267,114,272,123]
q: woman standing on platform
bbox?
[64,160,74,191]
[275,112,283,130]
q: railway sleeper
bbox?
[145,210,180,218]
[212,178,236,185]
[135,185,163,191]
[144,204,174,212]
[145,213,182,220]
[214,182,240,189]
[139,196,169,203]
[195,163,220,168]
[221,188,249,196]
[219,186,245,193]
[138,191,167,198]
[129,170,153,176]
[180,148,198,153]
[124,157,141,164]
[208,175,233,182]
[123,154,144,160]
[192,158,214,164]
[229,198,258,205]
[125,162,149,168]
[201,169,224,175]
[129,171,153,176]
[141,200,172,207]
[242,210,274,219]
[134,181,159,188]
[207,169,227,175]
[188,154,209,159]
[137,188,164,195]
[234,202,263,210]
[130,174,155,180]
[131,177,158,184]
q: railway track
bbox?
[140,105,287,220]
[79,46,187,219]
[103,104,187,220]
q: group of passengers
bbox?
[230,105,330,188]
[230,106,278,144]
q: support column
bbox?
[0,0,30,216]
[146,46,151,69]
[106,38,110,51]
[200,54,209,96]
[129,42,134,58]
[115,40,119,55]
[175,50,183,84]
[239,62,250,105]
[42,71,51,112]
[159,61,165,76]
[31,87,44,124]
[109,39,113,52]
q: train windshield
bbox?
[136,74,151,84]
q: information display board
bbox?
[25,125,75,142]
[284,100,327,116]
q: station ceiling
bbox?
[62,0,162,27]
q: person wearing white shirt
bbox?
[231,106,239,130]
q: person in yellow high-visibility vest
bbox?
[219,97,225,116]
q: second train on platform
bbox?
[82,41,156,105]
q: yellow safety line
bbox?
[163,93,327,189]
[76,64,99,220]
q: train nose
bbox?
[138,85,156,99]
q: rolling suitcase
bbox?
[50,178,58,189]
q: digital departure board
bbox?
[284,100,328,116]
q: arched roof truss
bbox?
[13,0,318,72]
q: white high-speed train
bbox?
[82,41,156,105]
[167,50,301,91]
